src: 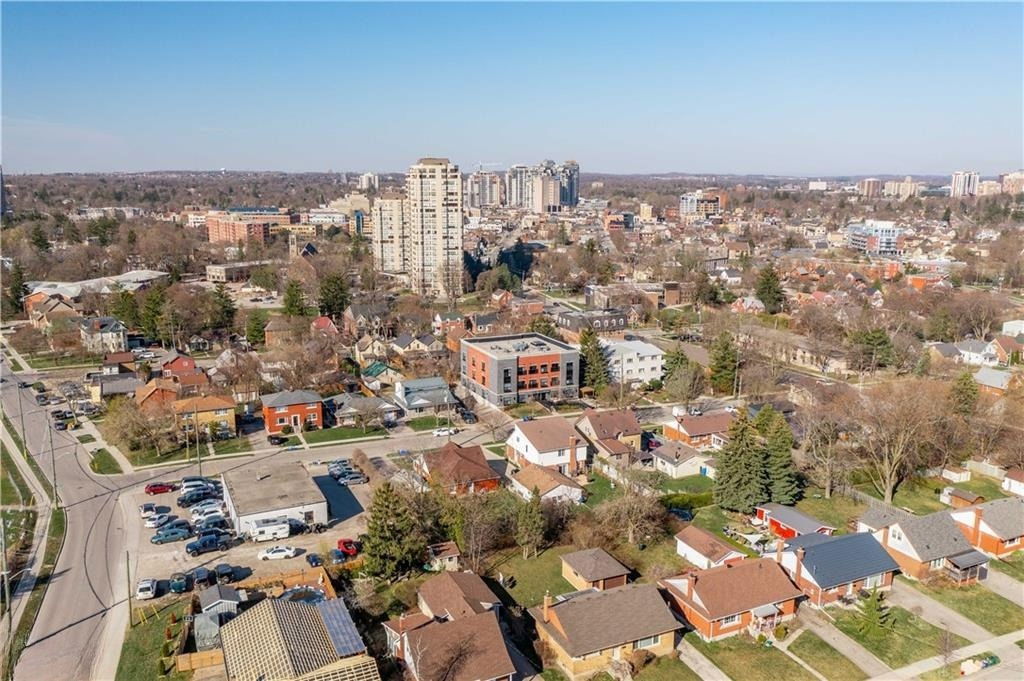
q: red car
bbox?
[145,482,176,495]
[336,538,360,556]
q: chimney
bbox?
[396,613,407,660]
[542,590,553,623]
[972,507,983,546]
[794,547,805,586]
[880,525,890,548]
[775,539,784,563]
[687,574,697,598]
[568,435,578,476]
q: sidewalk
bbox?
[76,417,134,474]
[888,579,991,642]
[775,632,826,681]
[676,639,730,681]
[797,609,891,678]
[869,628,1024,681]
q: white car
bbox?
[432,427,457,437]
[139,503,157,518]
[192,507,225,523]
[144,513,171,529]
[258,545,298,561]
[135,579,157,600]
[190,499,224,514]
[724,405,738,413]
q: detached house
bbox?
[1001,468,1024,497]
[652,441,714,479]
[661,559,802,641]
[529,584,681,681]
[663,410,735,449]
[950,497,1024,557]
[393,377,456,415]
[509,465,585,504]
[261,390,323,434]
[506,417,589,476]
[414,442,501,496]
[79,316,128,353]
[575,409,642,465]
[172,395,237,437]
[343,302,390,339]
[771,533,899,607]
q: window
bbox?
[720,615,739,626]
[1006,536,1021,547]
[865,573,885,588]
[928,559,944,570]
[276,406,288,413]
[214,409,228,416]
[634,635,660,649]
[276,417,287,425]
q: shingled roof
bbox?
[418,571,500,621]
[561,548,629,583]
[405,611,515,681]
[661,558,802,620]
[419,442,499,489]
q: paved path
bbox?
[869,628,1024,680]
[982,568,1024,608]
[676,639,730,681]
[889,579,992,642]
[797,609,891,678]
[75,418,134,474]
[775,634,826,681]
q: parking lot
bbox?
[125,461,374,596]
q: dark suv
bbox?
[185,534,229,557]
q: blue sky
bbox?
[2,2,1021,175]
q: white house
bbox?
[675,525,745,570]
[1002,320,1024,336]
[505,417,589,475]
[1002,469,1024,497]
[651,441,713,479]
[509,465,585,504]
[955,340,998,367]
[79,317,128,354]
[601,339,665,387]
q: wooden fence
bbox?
[176,649,224,672]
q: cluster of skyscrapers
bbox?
[466,160,579,211]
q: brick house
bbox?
[662,410,735,449]
[660,558,802,641]
[261,389,323,434]
[529,584,681,681]
[950,498,1024,557]
[413,442,501,496]
[560,548,629,592]
[574,409,642,465]
[505,417,589,476]
[770,533,898,607]
[159,351,198,377]
[172,395,237,437]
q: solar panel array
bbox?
[317,600,366,658]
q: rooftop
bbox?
[561,548,630,582]
[222,464,326,518]
[462,332,576,359]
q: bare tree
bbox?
[598,493,665,545]
[796,401,852,499]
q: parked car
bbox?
[48,395,65,405]
[165,518,192,532]
[327,549,347,565]
[189,499,225,514]
[197,516,230,533]
[461,413,477,424]
[34,394,49,406]
[432,427,458,437]
[195,528,232,543]
[190,566,214,588]
[139,503,157,518]
[145,482,176,495]
[267,435,288,446]
[191,508,225,524]
[258,545,298,561]
[186,534,230,558]
[306,553,323,567]
[144,513,171,529]
[176,490,212,508]
[214,564,235,584]
[53,421,67,431]
[169,572,189,594]
[135,579,157,601]
[336,538,360,556]
[151,527,192,544]
[668,508,694,522]
[17,381,30,389]
[335,471,368,486]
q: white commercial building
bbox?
[406,158,464,298]
[371,194,408,273]
[601,339,665,386]
[506,164,533,208]
[807,180,828,192]
[950,171,980,198]
[221,465,329,536]
[357,172,379,191]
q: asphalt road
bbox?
[1,361,144,681]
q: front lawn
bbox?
[487,545,575,607]
[505,402,549,419]
[76,434,96,444]
[795,488,866,534]
[89,448,123,475]
[304,425,386,444]
[788,630,867,681]
[406,415,451,431]
[831,605,969,668]
[635,656,702,681]
[684,632,817,681]
[857,476,1006,516]
[584,474,619,507]
[901,578,1024,635]
[660,475,714,494]
[115,597,191,681]
[124,443,189,468]
[23,353,102,369]
[485,443,506,457]
[989,552,1024,582]
[212,437,254,456]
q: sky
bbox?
[2,2,1022,176]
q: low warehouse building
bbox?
[222,465,328,535]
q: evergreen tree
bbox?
[755,264,784,314]
[527,315,559,339]
[140,286,167,340]
[245,309,269,346]
[318,273,350,320]
[752,404,778,435]
[579,327,609,390]
[663,348,688,379]
[949,370,979,420]
[766,416,800,504]
[30,224,51,252]
[714,415,769,513]
[64,222,82,244]
[110,289,140,329]
[913,349,931,377]
[515,489,546,559]
[709,332,738,395]
[848,328,894,371]
[4,261,28,317]
[282,279,306,317]
[210,283,237,331]
[694,271,721,306]
[362,482,426,581]
[857,588,892,640]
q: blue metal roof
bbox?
[316,600,365,658]
[785,533,898,590]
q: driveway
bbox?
[888,579,992,642]
[797,608,891,678]
[982,568,1024,608]
[676,638,730,681]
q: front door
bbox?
[291,414,300,427]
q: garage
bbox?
[221,465,329,536]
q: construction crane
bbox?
[476,161,502,172]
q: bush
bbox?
[302,420,317,432]
[646,379,663,391]
[756,633,768,645]
[773,624,788,640]
[280,425,293,435]
[629,649,655,673]
[155,659,165,677]
[660,491,714,510]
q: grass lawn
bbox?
[660,475,714,494]
[919,651,994,681]
[635,656,702,681]
[684,632,817,681]
[901,578,1024,635]
[488,545,575,607]
[505,402,549,419]
[610,535,689,582]
[858,476,1006,516]
[553,402,583,414]
[115,597,191,681]
[691,504,759,557]
[831,605,969,667]
[796,488,866,534]
[23,353,101,369]
[10,509,65,674]
[584,474,619,507]
[485,443,506,457]
[125,443,189,468]
[212,437,254,456]
[406,415,450,431]
[1,443,32,505]
[89,448,123,475]
[989,552,1024,582]
[1,509,36,553]
[540,671,568,681]
[788,630,867,681]
[304,426,386,444]
[2,412,54,501]
[7,355,25,372]
[76,433,96,444]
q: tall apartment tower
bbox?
[531,175,562,213]
[856,178,883,198]
[357,172,379,191]
[506,165,533,207]
[466,171,503,208]
[557,160,580,207]
[406,158,464,298]
[371,193,408,273]
[950,171,980,198]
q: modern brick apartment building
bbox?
[460,333,579,406]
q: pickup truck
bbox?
[185,534,230,558]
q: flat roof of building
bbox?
[462,333,576,359]
[223,464,325,518]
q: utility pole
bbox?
[2,518,12,681]
[47,424,58,508]
[125,551,132,628]
[195,402,202,478]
